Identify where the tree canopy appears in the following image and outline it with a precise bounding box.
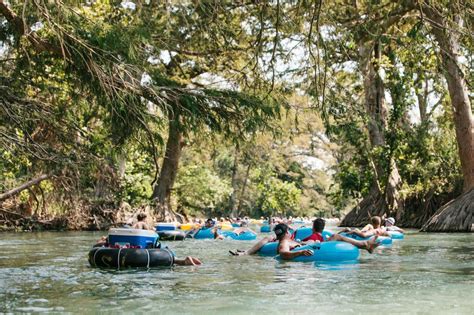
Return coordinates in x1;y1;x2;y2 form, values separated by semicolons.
0;0;472;231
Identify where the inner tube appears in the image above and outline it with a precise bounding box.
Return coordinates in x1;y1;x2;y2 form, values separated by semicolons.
276;242;359;262
157;230;187;241
260;225;271;233
340;233;393;246
292;227;334;241
88;247;174;269
231;223;241;228
193;228;219;239
220;224;234;231
259;241;359;262
221;230;257;241
258;242;279;256
387;231;404;240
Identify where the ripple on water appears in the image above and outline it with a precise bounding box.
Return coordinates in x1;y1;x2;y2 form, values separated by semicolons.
0;230;473;314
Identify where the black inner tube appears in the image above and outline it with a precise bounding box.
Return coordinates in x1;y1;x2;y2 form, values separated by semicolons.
157;230;186;241
88;247;174;269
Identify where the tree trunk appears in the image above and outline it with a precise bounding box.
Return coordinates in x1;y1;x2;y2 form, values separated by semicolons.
421;189;474;232
424;6;474;192
229;146;239;217
340;41;403;227
415;76;429;123
420;4;474;232
0;174;51;202
237;164;251;214
152;111;185;222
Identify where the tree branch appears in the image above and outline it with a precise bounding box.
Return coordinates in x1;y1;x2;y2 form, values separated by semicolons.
0;1;62;55
0;174;52;202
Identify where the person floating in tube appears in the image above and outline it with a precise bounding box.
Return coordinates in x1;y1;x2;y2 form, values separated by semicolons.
384;217;405;233
341;216;391;238
230;219;379;257
188;218;224;239
232;221;255;235
93;238;202;266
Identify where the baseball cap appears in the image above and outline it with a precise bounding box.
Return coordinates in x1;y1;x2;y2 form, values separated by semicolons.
386;217;395;225
273;223;289;238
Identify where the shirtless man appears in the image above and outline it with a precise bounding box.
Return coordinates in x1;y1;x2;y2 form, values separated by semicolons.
273;223;314;260
343;216;390;238
232;221;255;235
132;213;153;230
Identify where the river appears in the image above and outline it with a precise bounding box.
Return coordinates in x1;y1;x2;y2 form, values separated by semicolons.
0;228;473;314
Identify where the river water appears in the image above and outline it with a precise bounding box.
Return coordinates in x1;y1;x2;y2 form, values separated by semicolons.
0;228;473;314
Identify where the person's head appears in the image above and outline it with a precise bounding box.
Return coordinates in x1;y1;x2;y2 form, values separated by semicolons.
205;218;215;228
385;217;395;227
137;213;147;222
312;218;325;233
273;223;290;241
240;221;248;227
370;216;381;228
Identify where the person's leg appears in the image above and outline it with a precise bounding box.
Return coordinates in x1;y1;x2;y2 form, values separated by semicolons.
174;256;202;266
230;236;273;256
346;229;375;238
329;234;379;253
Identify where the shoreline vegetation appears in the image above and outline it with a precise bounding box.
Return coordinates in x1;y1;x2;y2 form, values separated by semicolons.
1;2;473;233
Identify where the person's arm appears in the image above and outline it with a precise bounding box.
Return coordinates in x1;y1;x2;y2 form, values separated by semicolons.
278;240;313;260
361;224;373;232
393;226;405;233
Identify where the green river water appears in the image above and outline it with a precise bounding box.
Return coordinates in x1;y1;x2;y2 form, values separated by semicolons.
0;227;473;314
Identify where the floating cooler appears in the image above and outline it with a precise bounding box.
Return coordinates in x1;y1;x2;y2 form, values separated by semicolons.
155;223;178;231
108;228;158;248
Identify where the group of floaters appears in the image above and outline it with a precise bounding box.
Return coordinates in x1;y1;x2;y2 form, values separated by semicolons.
88;215;405;269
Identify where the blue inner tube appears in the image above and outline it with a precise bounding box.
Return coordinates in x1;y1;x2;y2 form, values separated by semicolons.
231;223;241;228
221;230;257;241
260;225;271;233
258;242;279;256
292;227;334;241
279;242;359;262
88;247;174;269
340;233;392;246
194;228;219;239
387;231;404;240
259;241;359;262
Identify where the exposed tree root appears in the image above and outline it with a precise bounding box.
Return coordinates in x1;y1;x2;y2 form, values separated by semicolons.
421;189;474;232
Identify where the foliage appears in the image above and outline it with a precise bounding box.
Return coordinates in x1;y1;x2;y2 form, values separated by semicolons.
175;165;232;214
0;0;471;225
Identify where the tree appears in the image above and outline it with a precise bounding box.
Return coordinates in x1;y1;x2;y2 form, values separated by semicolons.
420;1;473;232
324;1;415;227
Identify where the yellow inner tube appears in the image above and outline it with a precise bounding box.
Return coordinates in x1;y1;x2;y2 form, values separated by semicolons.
179;223;199;231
